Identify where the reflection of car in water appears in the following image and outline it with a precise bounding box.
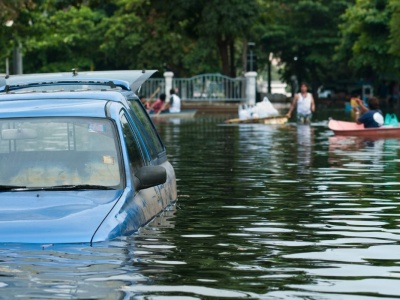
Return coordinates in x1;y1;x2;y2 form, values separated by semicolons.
0;70;177;244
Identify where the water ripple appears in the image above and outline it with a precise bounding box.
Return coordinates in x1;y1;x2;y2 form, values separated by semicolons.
2;116;400;298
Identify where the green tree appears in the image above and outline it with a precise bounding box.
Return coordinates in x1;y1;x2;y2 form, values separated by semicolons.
92;0;259;76
0;0;34;23
257;0;353;89
0;0;35;73
23;4;105;72
337;0;400;81
6;0;393;89
165;0;259;77
97;0;187;73
0;0;108;73
388;0;400;57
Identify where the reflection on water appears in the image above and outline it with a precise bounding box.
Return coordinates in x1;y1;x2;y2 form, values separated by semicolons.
296;124;313;174
2;114;400;299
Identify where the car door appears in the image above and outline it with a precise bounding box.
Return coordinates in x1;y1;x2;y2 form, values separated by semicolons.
127;99;176;206
119;111;167;233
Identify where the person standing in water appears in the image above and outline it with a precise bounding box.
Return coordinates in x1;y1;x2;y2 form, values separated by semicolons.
286;82;315;124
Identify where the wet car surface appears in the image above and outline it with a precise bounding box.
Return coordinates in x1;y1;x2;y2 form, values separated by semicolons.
0;71;177;244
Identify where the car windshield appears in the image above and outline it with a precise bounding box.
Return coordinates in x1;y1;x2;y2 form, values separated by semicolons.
0;117;122;189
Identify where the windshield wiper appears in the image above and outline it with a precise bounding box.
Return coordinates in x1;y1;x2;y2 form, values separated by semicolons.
0;185;27;191
0;184;116;191
41;184;116;190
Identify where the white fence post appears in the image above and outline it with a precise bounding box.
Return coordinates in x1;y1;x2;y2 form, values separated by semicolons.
164;71;174;98
245;71;257;105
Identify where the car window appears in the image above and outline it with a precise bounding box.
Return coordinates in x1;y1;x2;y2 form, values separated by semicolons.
0;117;122;188
128;99;165;157
120;113;146;173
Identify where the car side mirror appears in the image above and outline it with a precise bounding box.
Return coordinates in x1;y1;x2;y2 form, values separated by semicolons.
134;165;167;191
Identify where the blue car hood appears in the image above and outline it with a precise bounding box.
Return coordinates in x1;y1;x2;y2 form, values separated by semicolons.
0;190;122;244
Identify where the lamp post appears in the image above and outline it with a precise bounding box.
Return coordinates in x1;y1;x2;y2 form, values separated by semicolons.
4;20;13;75
267;52;273;94
290;75;298;98
5;19;23;75
247;42;256;72
12;41;23;74
245;42;257;105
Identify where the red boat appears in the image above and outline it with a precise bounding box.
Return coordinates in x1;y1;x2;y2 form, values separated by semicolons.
328;119;400;137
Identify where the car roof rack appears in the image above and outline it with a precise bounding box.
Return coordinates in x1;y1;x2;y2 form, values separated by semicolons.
0;69;157;94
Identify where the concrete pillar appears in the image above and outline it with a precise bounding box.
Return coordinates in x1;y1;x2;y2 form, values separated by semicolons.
164;71;174;98
13;41;23;75
245;71;257;105
6;58;9;75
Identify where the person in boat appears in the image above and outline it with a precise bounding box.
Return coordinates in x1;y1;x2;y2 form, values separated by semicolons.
169;88;181;113
354;96;384;128
139;95;150;110
286;82;315;124
158;88;181;114
149;93;166;114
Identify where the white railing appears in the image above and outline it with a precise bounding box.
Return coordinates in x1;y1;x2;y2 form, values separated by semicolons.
140;73;249;103
137;78;164;101
173;74;246;103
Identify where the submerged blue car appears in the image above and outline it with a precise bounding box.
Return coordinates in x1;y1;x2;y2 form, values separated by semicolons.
0;70;177;244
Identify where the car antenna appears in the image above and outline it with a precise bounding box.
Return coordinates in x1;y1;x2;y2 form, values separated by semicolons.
72;68;78;76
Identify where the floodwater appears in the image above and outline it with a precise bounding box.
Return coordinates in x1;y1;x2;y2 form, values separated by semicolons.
2;108;400;299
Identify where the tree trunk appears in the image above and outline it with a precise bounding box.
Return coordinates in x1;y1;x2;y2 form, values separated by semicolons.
229;39;235;77
218;37;230;77
268;59;271;94
242;39;247;76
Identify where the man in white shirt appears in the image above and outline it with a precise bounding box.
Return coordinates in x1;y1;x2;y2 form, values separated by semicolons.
168;88;181;113
159;88;181;113
286;83;315;124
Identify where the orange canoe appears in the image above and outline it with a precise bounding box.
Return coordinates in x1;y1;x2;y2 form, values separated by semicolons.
328;119;400;137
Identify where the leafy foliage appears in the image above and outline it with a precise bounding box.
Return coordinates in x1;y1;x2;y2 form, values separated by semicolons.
23;5;105;72
0;0;398;90
257;0;353;87
0;0;35;64
337;0;400;80
388;0;400;57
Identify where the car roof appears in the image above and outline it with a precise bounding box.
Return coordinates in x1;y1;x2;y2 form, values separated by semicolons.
0;70;156;118
0;90;128;101
0;70;157;93
0;92;128;118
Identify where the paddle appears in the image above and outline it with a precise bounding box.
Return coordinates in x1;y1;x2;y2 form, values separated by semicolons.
147;86;160;104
